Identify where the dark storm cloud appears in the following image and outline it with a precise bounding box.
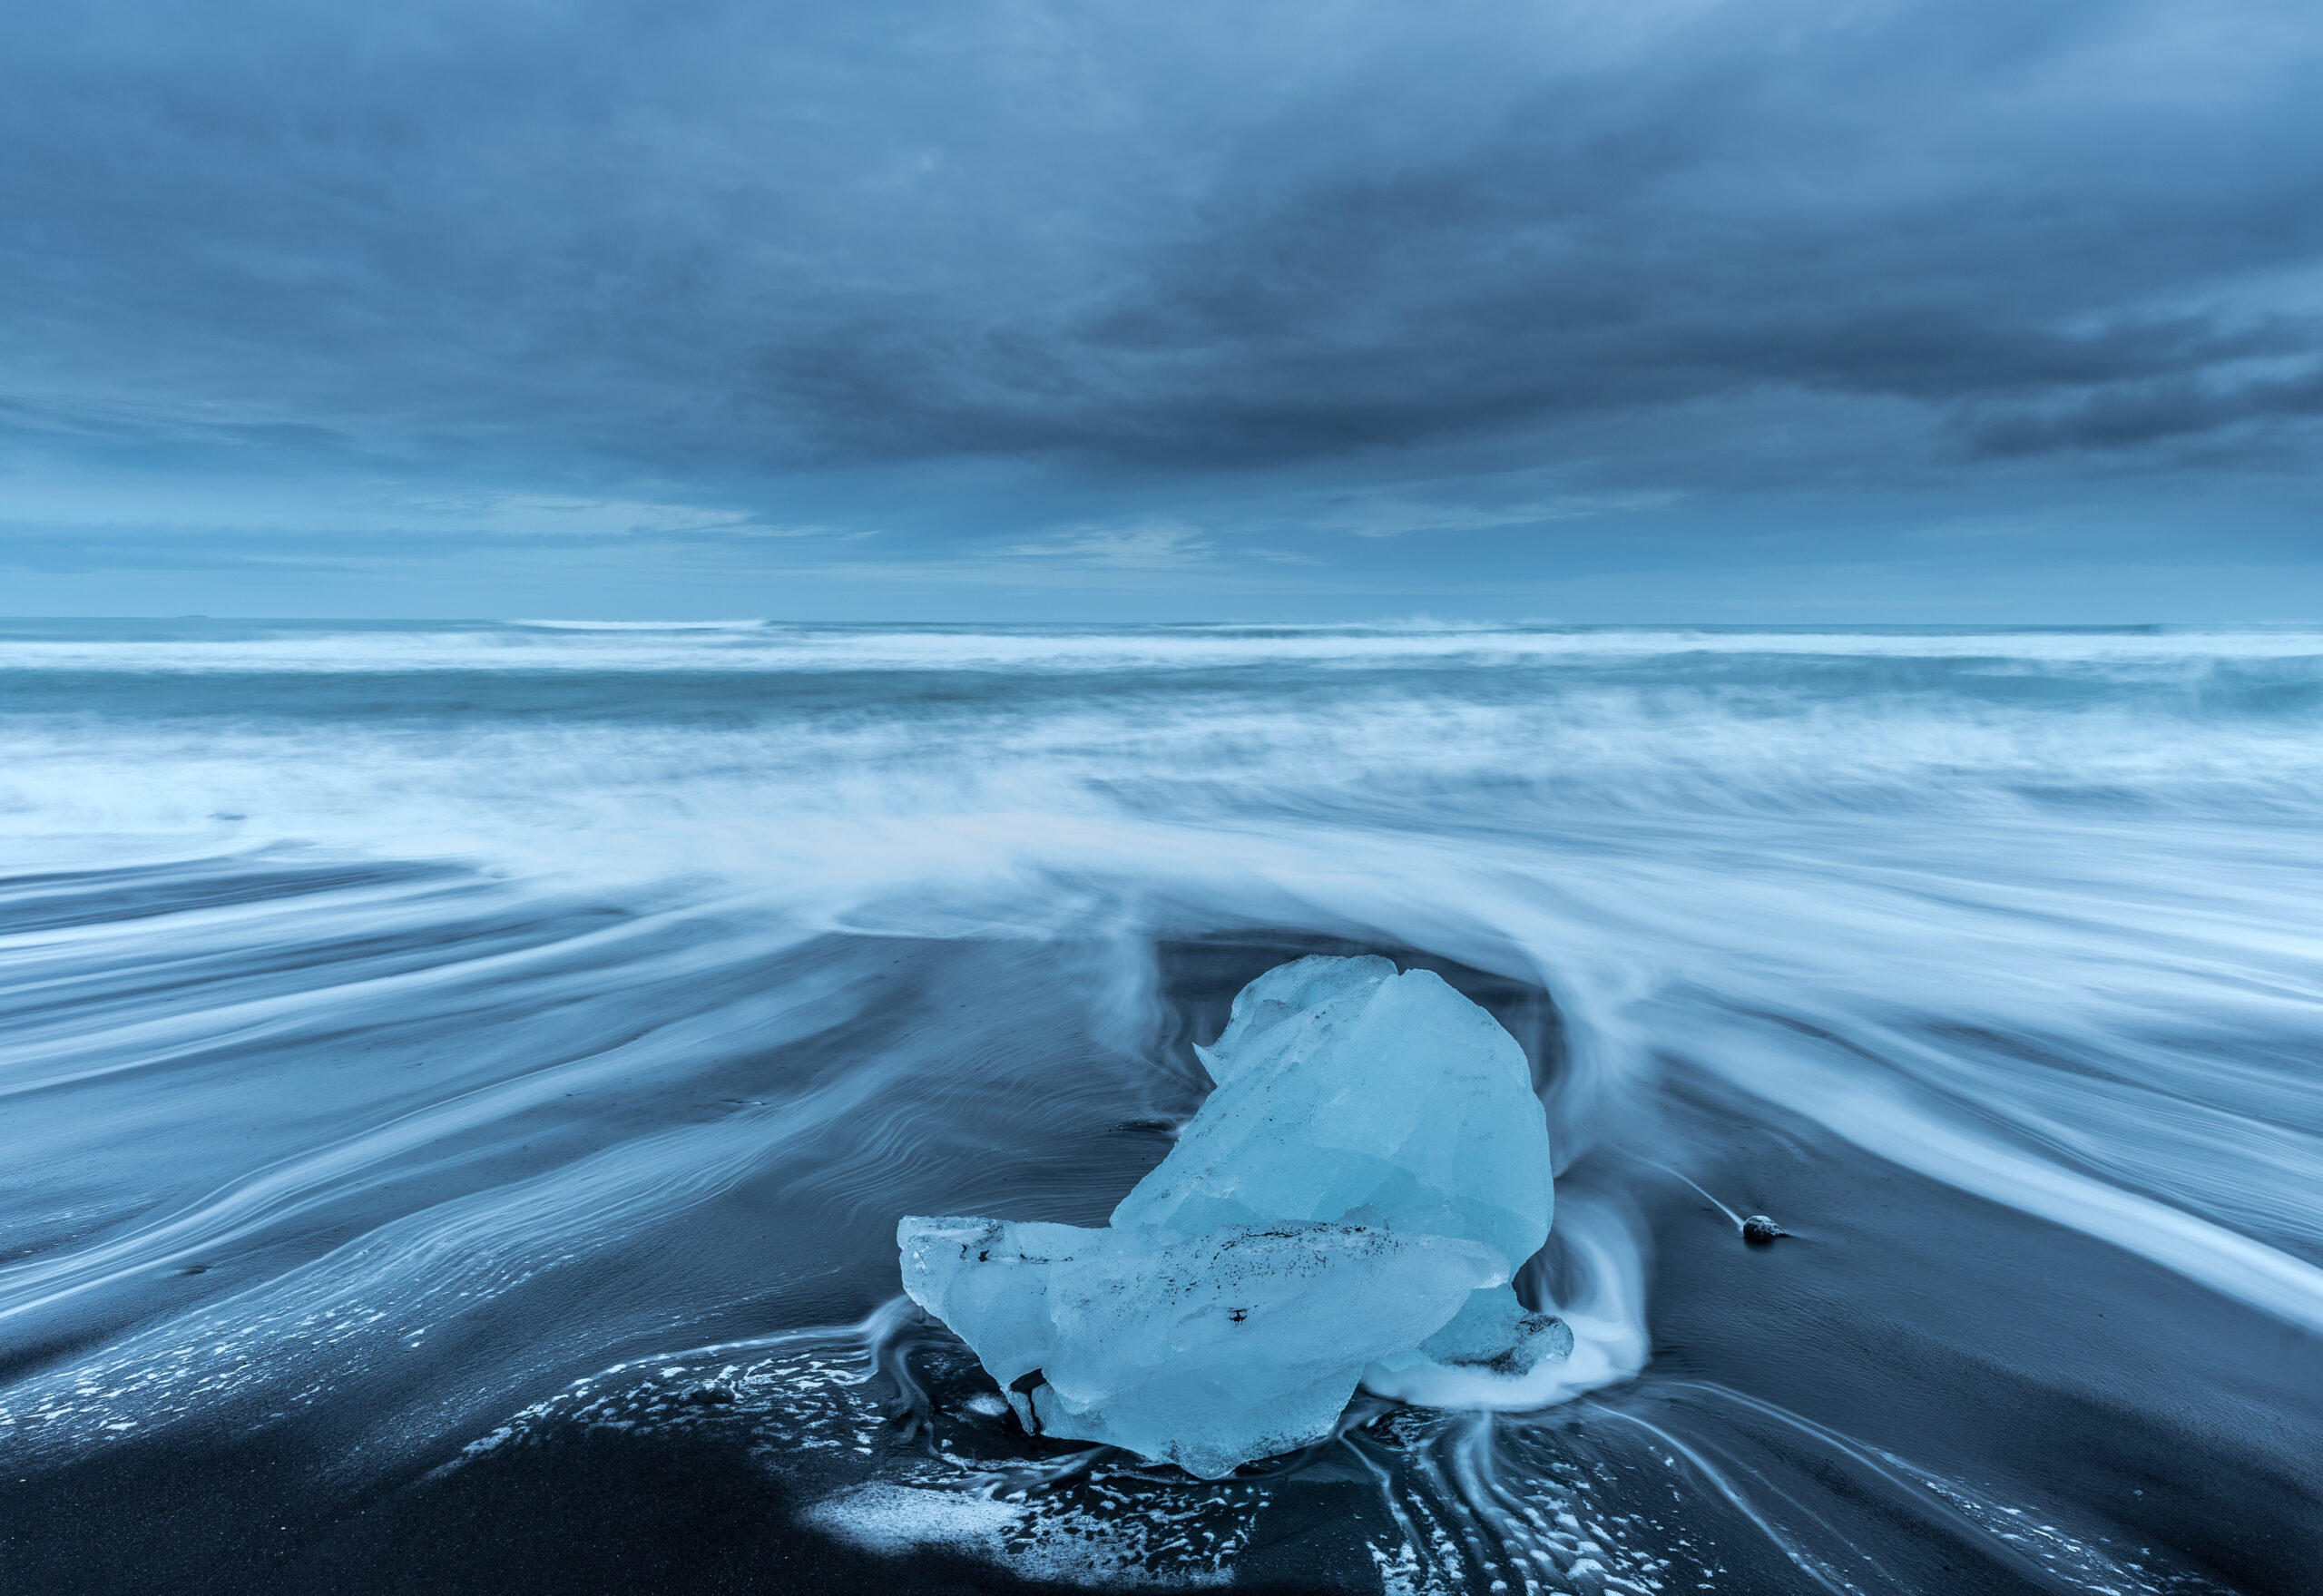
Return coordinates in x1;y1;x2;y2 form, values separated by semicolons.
3;0;2321;531
747;0;2323;473
1965;361;2323;456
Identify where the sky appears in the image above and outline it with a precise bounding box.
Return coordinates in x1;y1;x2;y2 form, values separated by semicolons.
4;0;2321;621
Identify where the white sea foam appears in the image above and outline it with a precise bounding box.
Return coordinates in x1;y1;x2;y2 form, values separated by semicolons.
804;1483;1026;1556
1;620;2320;674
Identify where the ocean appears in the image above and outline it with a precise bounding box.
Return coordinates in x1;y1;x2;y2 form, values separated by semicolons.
1;619;2318;1594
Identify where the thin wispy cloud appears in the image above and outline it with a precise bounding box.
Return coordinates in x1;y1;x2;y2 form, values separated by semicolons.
998;523;1214;569
1314;493;1684;539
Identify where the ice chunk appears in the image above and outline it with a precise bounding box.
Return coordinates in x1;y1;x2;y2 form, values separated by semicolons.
1113;956;1555;1392
1363;1282;1576;1404
897;1215;1505;1478
1112;957;1553;1267
897;955;1564;1474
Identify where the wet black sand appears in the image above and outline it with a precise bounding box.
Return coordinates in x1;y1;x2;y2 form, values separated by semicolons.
5;934;2319;1595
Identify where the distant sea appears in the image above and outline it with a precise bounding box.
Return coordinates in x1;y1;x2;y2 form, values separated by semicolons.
2;620;2318;1594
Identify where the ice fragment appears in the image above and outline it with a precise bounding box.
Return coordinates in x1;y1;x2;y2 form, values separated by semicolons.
897;1215;1503;1477
897;956;1564;1474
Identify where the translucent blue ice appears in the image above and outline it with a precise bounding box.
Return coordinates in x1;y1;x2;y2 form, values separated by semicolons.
897;1216;1505;1478
1113;955;1552;1266
897;955;1565;1474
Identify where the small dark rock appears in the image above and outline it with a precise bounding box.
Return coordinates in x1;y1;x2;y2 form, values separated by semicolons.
1741;1215;1785;1244
682;1386;735;1406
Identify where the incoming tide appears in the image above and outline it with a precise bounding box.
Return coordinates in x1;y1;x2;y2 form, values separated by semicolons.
2;620;2318;1594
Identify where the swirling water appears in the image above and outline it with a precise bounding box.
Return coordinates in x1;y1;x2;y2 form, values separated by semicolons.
0;620;2318;1594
